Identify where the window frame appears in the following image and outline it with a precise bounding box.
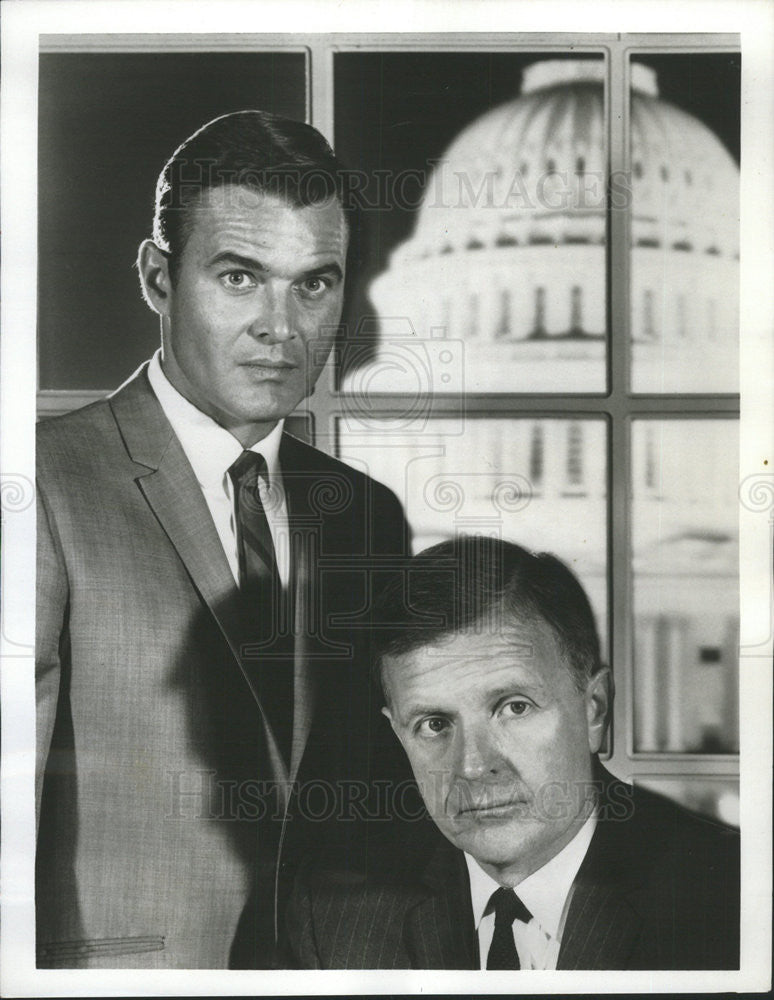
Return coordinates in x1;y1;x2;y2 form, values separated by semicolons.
37;31;741;795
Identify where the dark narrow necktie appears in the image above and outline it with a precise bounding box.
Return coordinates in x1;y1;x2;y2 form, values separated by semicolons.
228;450;293;766
485;887;532;970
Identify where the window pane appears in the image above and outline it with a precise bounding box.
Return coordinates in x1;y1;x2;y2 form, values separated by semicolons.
39;51;307;390
634;775;739;826
629;55;740;393
338;416;608;650
335;52;607;393
631;420;739;753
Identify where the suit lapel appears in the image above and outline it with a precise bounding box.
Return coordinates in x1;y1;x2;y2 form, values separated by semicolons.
281;447;318;784
109;366;238;623
558;767;645;970
558;880;642;970
280;433;354;783
403;836;478;970
108;367;287;777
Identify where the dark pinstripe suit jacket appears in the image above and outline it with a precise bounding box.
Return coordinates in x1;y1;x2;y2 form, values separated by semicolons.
287;766;740;970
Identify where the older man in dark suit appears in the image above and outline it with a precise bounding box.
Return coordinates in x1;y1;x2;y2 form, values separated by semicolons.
288;536;740;970
35;111;410;969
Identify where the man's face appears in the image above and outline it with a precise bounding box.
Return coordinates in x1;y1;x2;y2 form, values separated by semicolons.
150;185;347;445
382;621;610;884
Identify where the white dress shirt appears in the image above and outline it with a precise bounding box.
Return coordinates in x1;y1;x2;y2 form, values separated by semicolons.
465;812;597;970
147;350;290;587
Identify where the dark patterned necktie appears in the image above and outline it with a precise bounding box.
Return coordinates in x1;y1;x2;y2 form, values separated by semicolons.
485;887;532;970
229;451;278;594
228;450;292;765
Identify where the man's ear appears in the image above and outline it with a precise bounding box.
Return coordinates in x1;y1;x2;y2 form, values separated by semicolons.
585;666;613;754
381;705;404;743
137;239;173;316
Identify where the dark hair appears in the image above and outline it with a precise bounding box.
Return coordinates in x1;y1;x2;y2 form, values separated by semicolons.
152;109;357;282
372;535;603;702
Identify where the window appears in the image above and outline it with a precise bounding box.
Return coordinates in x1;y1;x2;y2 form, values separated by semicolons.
37;33;741;820
37;49;308;394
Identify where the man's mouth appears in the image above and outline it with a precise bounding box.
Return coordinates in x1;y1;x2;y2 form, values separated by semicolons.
240;360;297;376
456;796;529;820
242;360;296;368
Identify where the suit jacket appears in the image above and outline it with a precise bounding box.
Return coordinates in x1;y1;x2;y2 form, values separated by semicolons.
35;363;411;968
288;765;740;970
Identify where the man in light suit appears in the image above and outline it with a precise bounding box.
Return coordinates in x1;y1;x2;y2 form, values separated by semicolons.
36;110;411;969
288;536;740;970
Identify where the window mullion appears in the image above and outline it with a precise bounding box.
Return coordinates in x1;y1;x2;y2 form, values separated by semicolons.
607;42;634;771
304;38;339;456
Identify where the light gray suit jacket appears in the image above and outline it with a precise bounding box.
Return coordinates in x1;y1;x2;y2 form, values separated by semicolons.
36;363;409;968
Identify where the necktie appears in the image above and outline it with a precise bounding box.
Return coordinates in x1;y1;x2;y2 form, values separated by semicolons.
229;451;279;600
485;887;532;970
228;450;293;765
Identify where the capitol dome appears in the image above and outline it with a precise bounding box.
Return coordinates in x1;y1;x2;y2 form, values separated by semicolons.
351;59;739;394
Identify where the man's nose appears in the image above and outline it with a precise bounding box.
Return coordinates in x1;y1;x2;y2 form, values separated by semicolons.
252;284;294;342
456;723;503;781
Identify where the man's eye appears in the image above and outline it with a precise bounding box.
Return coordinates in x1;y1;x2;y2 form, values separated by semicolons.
297;276;329;298
501;700;532;719
417;717;449;738
220;271;256;290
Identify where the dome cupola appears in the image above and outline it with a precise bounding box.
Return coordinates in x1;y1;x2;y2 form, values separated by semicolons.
352;59;739;394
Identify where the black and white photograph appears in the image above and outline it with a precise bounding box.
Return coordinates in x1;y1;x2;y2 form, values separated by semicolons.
0;0;771;995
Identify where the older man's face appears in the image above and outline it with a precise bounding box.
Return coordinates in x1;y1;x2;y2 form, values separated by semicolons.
382;621;610;885
153;185;347;447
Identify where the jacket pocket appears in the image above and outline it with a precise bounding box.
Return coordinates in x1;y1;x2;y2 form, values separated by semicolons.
37;935;165;966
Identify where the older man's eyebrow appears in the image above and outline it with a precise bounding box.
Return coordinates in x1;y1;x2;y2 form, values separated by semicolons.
486;681;546;702
405;703;446;719
208;251;267;272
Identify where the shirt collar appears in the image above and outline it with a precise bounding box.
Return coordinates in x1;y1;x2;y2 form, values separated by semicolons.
464;811;597;941
147;349;285;489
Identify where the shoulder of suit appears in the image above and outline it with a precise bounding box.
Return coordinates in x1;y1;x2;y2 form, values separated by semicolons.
37;362;153;451
597;764;737;837
280;432;402;504
628;779;739;844
594;771;739;888
37;396;117;467
298;817;443;892
280;431;368;478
